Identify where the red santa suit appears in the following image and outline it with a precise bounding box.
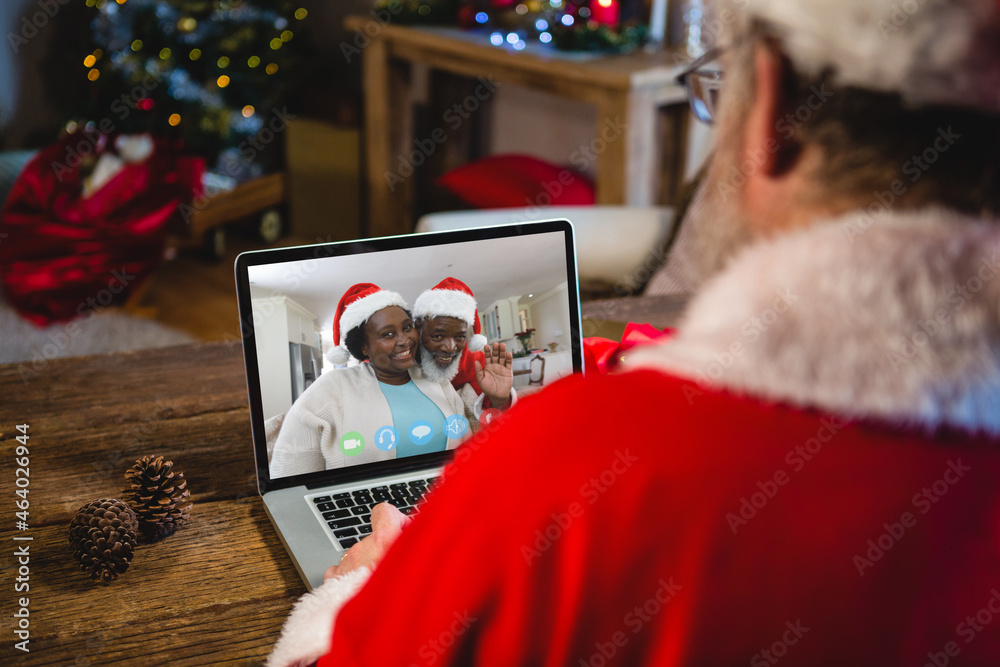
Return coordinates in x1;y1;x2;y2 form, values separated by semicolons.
453;346;484;397
267;209;1000;667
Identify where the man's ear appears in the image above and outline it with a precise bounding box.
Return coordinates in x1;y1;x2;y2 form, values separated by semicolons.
744;42;801;177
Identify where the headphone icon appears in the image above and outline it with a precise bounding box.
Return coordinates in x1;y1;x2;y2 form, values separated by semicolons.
378;428;396;447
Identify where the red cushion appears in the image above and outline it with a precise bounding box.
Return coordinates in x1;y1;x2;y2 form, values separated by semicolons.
435;154;595;208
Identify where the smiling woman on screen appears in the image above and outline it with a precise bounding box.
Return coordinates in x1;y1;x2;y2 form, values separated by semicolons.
269;283;504;477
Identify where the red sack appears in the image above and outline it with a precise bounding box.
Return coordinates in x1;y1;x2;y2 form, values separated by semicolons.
0;132;195;326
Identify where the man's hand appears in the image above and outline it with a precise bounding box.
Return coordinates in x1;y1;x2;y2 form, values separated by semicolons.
475;341;514;408
324;502;411;581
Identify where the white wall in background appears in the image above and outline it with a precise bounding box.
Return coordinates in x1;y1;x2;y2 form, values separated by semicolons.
525;281;570;352
489;85;599;177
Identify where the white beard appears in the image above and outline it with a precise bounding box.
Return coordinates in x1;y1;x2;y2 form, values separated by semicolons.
644;116;754;296
681;160;754;287
656;54;760;293
419;344;462;384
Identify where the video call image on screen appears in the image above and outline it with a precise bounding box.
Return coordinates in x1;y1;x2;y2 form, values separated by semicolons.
248;232;576;480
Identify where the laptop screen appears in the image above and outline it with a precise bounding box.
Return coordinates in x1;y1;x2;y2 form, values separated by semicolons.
235;221;582;492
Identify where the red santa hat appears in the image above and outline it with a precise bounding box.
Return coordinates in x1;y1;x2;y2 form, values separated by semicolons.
722;0;1000;113
326;282;408;365
412;277;488;353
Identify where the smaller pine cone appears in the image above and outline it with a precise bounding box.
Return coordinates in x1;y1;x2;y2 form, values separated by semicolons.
69;499;138;582
122;455;192;542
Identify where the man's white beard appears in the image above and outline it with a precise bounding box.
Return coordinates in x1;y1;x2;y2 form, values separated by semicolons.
680;159;754;287
419;344;462;383
651;79;757;294
642;144;754;296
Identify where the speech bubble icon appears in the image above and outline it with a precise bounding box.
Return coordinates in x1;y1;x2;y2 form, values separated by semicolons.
409;420;434;446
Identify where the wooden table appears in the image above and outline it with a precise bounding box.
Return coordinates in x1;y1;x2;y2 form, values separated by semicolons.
0;342;303;665
346;19;692;237
0;297;684;664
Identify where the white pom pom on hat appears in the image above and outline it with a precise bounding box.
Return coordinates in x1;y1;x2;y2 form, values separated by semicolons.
468;332;489;353
326;344;351;366
327;283;408;364
413;277;488;353
721;0;1000;113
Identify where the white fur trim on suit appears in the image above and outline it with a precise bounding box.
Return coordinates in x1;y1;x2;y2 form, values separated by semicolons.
266;566;372;667
413;288;477;326
338;290;407;346
625;208;1000;435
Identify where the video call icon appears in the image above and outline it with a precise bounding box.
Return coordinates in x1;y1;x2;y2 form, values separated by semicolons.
340;431;364;457
409;420;433;446
375;426;398;452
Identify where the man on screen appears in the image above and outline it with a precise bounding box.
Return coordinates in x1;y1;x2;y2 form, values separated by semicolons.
268;0;1000;664
412;277;515;411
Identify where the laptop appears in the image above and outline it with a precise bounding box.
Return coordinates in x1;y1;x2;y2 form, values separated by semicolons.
234;220;584;589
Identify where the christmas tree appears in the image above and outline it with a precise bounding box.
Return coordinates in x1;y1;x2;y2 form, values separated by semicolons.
67;0;308;177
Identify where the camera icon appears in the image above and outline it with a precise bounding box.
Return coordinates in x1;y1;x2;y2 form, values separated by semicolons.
340;431;365;457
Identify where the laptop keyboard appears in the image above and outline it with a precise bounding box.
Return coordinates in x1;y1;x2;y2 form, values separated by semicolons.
312;477;439;549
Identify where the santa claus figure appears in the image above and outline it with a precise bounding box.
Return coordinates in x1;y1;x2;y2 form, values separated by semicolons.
412;276;515;413
268;1;1000;665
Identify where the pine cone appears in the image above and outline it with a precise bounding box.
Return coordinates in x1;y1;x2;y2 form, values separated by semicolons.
122;455;192;542
68;499;138;582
